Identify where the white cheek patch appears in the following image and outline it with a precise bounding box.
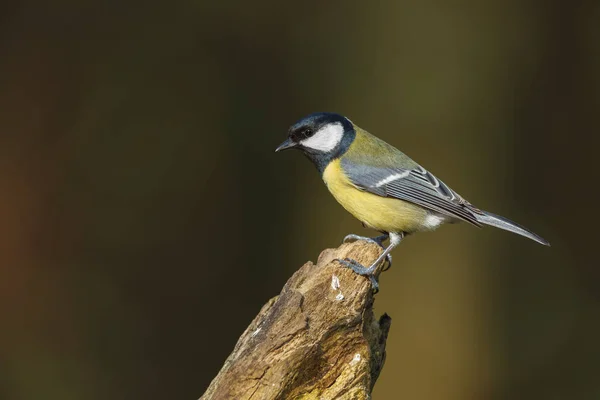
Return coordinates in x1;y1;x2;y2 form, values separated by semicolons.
301;123;344;152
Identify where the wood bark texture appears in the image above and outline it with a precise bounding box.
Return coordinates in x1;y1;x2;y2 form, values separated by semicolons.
200;241;391;400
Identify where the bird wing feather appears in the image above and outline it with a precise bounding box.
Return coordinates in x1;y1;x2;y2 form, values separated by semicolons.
340;160;482;227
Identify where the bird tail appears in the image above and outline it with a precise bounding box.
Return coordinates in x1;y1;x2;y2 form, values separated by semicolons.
475;210;550;246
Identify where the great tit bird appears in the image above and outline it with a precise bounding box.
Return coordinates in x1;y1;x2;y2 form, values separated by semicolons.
276;112;549;291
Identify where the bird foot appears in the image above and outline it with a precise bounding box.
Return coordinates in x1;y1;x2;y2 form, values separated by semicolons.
342;234;392;271
343;233;387;247
334;257;381;293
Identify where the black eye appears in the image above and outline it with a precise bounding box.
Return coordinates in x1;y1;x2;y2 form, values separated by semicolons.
289;126;313;142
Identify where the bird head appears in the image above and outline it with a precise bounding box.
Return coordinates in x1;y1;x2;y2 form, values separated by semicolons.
276;112;355;172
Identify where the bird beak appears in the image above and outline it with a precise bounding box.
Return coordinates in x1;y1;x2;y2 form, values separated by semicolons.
275;138;296;152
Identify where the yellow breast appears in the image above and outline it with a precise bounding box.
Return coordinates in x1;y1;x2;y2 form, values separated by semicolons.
322;159;429;233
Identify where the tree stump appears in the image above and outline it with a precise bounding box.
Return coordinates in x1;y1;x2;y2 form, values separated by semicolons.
200;241;391;400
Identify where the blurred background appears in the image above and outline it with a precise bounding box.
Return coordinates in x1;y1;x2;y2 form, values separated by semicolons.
0;1;598;399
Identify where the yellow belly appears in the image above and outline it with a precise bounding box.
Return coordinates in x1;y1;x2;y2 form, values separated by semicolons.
322;159;429;233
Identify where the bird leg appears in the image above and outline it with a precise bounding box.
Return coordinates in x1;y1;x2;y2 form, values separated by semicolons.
342;233;392;270
335;232;403;293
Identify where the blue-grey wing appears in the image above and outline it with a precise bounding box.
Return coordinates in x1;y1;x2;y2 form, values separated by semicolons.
340;160;482;226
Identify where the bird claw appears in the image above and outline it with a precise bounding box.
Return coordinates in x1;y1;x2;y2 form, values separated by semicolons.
342;234;392;271
334;257;380;294
343;234;388;247
382;253;392;271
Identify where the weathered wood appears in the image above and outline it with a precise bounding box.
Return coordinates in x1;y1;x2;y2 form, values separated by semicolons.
200;241;391;400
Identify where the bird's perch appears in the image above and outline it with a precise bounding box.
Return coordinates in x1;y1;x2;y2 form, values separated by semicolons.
200;241;391;400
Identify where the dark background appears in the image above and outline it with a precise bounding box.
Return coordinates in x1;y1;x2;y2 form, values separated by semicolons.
1;1;598;399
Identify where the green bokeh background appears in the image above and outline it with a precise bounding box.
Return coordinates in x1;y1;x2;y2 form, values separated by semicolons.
1;1;598;399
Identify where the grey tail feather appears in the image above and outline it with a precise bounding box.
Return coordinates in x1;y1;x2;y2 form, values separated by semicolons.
475;210;550;246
